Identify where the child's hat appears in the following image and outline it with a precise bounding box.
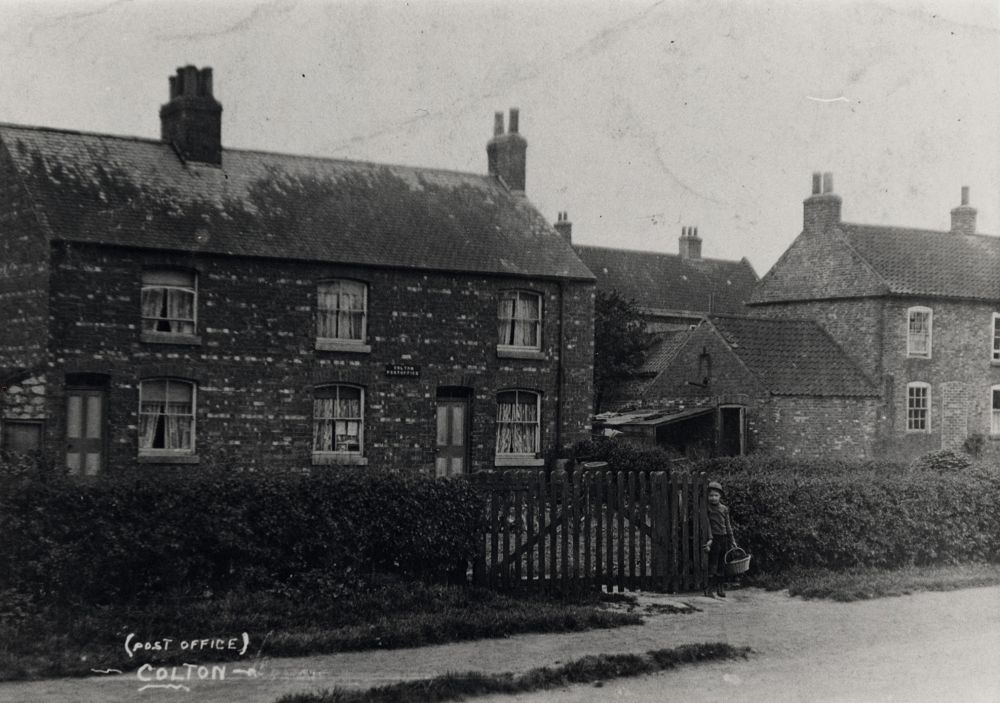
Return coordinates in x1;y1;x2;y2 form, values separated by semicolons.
707;481;724;495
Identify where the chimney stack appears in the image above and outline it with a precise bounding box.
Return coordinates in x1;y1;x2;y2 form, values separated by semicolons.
487;108;527;193
679;225;702;260
803;171;841;235
554;211;572;243
950;186;977;235
160;65;223;166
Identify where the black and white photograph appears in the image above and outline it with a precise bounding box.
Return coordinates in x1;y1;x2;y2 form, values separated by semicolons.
0;0;997;701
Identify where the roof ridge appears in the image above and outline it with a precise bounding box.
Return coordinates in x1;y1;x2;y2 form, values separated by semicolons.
842;220;998;240
0;121;495;182
573;243;752;267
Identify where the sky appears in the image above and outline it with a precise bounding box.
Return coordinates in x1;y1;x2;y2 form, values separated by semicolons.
0;0;997;276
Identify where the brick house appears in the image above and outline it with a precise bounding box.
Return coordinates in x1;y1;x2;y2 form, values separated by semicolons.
749;173;1000;461
598;314;880;459
0;65;596;475
566;223;758;410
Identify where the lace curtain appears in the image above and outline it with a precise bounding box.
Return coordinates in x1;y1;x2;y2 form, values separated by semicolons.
318;282;365;340
496;392;539;454
498;292;539;347
141;287;195;334
139;380;193;450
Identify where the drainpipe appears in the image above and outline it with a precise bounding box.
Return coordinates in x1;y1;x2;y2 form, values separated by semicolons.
555;281;565;455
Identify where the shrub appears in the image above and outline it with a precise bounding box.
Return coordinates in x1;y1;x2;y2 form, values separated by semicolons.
0;468;484;606
910;449;974;473
571;438;683;474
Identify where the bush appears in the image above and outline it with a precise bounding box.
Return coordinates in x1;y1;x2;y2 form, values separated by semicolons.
571;438;683;474
910;449;974;473
0;468;484;606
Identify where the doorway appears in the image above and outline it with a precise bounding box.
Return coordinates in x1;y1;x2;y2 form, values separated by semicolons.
718;405;746;457
65;385;106;475
436;387;471;477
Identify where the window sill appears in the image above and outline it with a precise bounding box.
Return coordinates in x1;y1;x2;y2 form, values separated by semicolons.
496;347;546;361
312;453;368;466
138;453;200;464
905;354;931;360
142;332;202;346
494;455;545;467
316;339;372;353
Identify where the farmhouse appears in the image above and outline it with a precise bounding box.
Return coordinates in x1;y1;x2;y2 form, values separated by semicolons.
0;66;596;475
749;173;1000;461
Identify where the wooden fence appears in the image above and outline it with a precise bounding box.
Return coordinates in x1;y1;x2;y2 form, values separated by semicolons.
471;469;709;593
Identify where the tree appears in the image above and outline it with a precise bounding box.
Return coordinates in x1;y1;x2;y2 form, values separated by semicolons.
593;289;649;413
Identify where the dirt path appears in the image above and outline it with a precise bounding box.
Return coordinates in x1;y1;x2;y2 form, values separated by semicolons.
1;586;998;702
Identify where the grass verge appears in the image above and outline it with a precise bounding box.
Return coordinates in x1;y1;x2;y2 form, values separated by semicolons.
0;582;641;681
749;562;1000;601
275;642;749;703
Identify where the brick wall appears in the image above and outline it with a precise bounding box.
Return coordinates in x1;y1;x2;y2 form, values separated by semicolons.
42;241;594;473
755;395;879;459
0;144;49;372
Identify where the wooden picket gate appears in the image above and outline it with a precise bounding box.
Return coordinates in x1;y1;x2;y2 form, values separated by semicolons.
471;469;709;593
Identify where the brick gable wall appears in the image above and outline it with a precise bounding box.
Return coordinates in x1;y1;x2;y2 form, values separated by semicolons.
38;241;593;473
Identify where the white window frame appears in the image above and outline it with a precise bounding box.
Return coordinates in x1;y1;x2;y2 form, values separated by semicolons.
312;384;367;465
141;269;198;340
991;313;1000;363
906;306;932;358
495;389;544;466
991;385;1000;437
138;378;197;457
316;279;370;352
906;382;931;433
497;290;543;353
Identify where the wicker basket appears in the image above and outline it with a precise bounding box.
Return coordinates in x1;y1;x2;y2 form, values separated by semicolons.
724;547;752;575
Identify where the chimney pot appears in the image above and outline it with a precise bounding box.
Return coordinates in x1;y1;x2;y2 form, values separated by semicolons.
554;210;572;243
812;172;822;195
679;225;702;259
951;186;977;235
160;65;223;166
822;172;834;194
486;108;527;192
803;171;842;234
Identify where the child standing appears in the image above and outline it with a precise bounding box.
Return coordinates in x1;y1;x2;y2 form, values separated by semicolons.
702;480;736;598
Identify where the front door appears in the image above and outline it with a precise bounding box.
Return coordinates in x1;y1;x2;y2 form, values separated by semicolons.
436;398;469;477
66;388;105;475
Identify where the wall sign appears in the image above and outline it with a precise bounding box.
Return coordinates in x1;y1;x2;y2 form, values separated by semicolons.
385;364;420;378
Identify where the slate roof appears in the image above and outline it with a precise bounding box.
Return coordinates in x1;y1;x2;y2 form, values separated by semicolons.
573;245;758;314
839;224;1000;301
708;315;879;397
0;124;594;281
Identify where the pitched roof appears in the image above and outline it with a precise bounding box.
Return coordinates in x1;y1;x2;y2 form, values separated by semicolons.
0;124;594;281
839;223;1000;301
708;315;878;397
573;245;757;314
639;329;692;375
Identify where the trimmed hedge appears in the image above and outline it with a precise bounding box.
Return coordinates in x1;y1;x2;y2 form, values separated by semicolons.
577;440;1000;574
0;468;484;605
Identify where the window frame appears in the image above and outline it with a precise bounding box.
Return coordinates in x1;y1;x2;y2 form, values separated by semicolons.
311;384;368;465
494;388;544;466
906;382;931;433
906;306;932;359
497;289;543;356
140;269;200;344
1;419;44;454
991;313;1000;364
991;385;1000;437
316;279;371;353
137;378;198;461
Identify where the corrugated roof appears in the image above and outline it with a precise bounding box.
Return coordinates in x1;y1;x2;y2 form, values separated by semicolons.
0;124;594;280
573;245;757;314
840;223;1000;301
709;315;879;397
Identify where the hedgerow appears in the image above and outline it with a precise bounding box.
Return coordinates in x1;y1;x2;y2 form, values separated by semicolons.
576;439;1000;573
0;467;484;606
